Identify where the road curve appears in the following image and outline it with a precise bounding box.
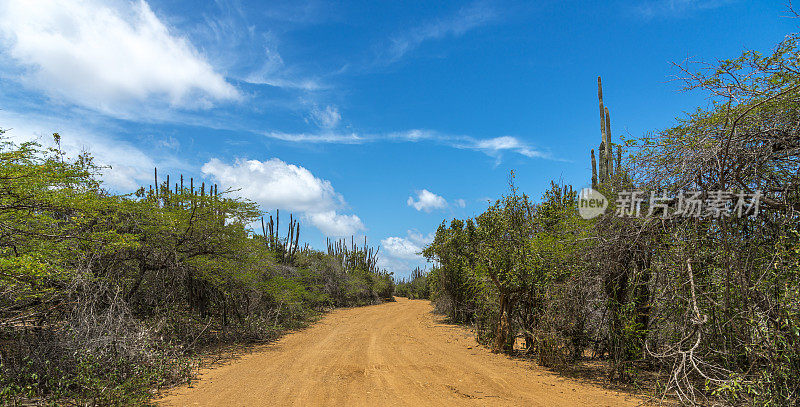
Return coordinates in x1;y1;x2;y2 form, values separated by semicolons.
158;298;642;406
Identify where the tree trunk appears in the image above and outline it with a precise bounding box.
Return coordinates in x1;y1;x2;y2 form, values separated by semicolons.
493;292;514;353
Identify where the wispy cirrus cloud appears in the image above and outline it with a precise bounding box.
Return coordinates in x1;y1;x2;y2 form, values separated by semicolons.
470;136;545;159
633;0;735;18
307;105;342;129
242;44;325;91
382;1;498;63
264;131;366;144
261;128;552;161
191;0;326;91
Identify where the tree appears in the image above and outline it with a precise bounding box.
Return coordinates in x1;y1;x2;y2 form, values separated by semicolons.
471;173;536;352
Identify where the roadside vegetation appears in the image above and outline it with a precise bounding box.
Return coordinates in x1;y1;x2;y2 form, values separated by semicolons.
394;267;430;300
0;137;393;405
415;33;800;406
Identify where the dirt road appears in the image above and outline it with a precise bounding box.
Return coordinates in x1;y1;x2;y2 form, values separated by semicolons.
158;298;642;406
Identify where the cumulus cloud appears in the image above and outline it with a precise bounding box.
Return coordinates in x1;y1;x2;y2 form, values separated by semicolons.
379;230;434;277
381;236;422;260
308;211;364;237
201;158;342;213
0;0;240;115
201;157;364;236
382;230;435;259
407;189;447;212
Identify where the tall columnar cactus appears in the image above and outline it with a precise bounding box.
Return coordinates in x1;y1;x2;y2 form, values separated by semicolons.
592;76;619;189
598;77;606;148
604;106;612;181
598;77;608;183
598;140;607;184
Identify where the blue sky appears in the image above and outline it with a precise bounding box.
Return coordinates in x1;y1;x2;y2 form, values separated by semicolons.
0;0;794;277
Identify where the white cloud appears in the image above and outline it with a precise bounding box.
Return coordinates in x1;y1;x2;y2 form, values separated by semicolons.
308;105;341;129
201;157;364;236
157;135;180;150
308;211;364;237
382;236;422;260
454;198;467;208
243;52;323;91
388;129;433;142
0;0;240;115
379;229;434;277
407;189;447;212
201;158;343;213
471;136;546;158
265;131;365;144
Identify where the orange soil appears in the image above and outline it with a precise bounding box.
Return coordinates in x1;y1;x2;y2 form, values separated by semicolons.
157;297;644;406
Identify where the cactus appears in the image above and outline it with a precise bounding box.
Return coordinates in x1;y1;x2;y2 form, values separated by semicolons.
261;209;301;263
593;76;621;189
326;236;381;275
599;141;607;184
598;77;607;161
145;169;230;225
604;106;612;181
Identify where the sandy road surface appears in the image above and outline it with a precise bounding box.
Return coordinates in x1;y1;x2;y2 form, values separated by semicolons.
158;298;643;406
